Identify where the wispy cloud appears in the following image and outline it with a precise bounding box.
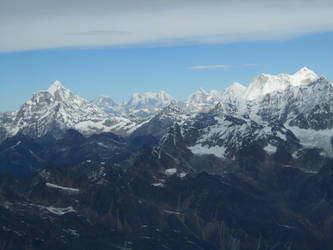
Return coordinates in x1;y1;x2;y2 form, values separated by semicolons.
1;0;333;52
188;65;231;70
66;30;130;36
241;64;260;67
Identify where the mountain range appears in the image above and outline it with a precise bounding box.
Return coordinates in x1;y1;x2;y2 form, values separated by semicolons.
1;67;332;165
1;67;333;249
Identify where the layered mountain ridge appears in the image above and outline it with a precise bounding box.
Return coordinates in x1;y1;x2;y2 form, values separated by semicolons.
1;68;332;164
1;67;333;250
155;70;333;173
1;68;332;156
91;67;318;114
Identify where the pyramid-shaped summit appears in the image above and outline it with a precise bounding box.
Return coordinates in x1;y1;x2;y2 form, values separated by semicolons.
0;81;136;142
292;67;318;85
47;80;65;95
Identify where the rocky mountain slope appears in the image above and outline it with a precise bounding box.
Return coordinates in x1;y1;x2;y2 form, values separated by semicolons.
1;68;332;172
0;81;137;143
153;68;333;173
1;151;333;250
1;67;333;249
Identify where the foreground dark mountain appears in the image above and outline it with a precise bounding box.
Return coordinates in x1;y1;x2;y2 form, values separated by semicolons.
0;123;332;249
0;129;157;178
1;67;333;249
1;155;333;250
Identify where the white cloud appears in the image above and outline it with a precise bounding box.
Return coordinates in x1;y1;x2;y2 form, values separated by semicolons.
241;64;260;67
188;65;231;70
1;0;333;52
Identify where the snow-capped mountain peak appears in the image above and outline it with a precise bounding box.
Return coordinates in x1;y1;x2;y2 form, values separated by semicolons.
128;91;174;107
186;85;247;112
228;82;246;91
93;95;117;107
292;66;318;85
47;80;65;95
124;91;175;117
92;91;176;118
244;67;319;100
156;90;174;103
0;81;138;142
186;88;221;105
45;80;76;103
221;82;246;99
91;95;120;115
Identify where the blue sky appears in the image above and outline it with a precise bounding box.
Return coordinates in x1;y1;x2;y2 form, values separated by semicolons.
1;0;333;111
1;32;333;111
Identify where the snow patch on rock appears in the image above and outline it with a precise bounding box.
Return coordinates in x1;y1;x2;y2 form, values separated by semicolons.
46;206;76;215
165;168;177;176
46;182;80;193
